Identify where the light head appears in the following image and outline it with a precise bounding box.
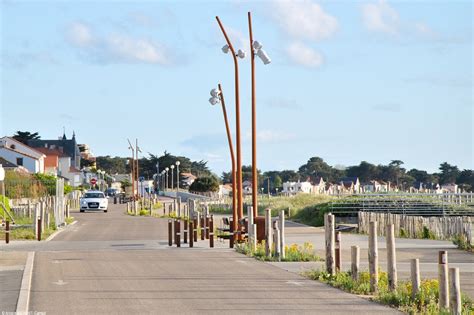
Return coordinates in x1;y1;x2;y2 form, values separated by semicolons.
176;161;180;166
237;49;246;59
252;40;263;50
256;48;271;65
222;44;230;54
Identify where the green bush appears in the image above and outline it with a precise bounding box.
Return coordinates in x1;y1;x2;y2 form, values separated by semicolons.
399;228;408;238
452;234;473;252
422;226;436;240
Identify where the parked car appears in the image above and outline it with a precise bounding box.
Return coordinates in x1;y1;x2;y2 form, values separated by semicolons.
106;188;119;197
80;191;108;212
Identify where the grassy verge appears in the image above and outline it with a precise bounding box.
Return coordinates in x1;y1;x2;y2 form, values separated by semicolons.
304;269;474;314
452;234;473;253
0;215;76;241
236;241;323;262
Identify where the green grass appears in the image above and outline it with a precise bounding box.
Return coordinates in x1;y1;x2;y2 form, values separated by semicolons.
304;269;474;314
452;234;473;253
0;214;76;241
235;241;324;262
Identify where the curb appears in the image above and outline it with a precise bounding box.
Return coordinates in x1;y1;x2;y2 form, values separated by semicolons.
45;220;77;242
16;251;35;313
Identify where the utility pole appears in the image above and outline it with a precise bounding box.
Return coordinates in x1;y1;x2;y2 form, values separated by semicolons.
136;139;141;198
127;139;135;199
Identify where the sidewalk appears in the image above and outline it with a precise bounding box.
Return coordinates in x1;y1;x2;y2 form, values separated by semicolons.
0;251;28;312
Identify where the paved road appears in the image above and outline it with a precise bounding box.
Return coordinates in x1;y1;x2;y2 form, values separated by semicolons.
1;202;399;314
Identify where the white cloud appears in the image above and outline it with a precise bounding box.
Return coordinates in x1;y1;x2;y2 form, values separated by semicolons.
247;130;296;143
66;22;94;47
361;0;399;35
65;22;171;65
286;42;324;68
227;27;249;51
414;22;437;39
106;35;170;64
272;0;338;41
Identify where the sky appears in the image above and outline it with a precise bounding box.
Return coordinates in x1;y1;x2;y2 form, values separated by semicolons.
1;0;472;175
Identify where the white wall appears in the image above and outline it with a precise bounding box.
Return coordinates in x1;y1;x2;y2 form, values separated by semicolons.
0;147;41;173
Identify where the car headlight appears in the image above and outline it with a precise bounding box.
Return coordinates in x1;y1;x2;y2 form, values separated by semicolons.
81;200;87;205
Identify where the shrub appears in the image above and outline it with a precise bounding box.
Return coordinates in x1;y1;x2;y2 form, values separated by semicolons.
452;234;473;252
235;241;323;262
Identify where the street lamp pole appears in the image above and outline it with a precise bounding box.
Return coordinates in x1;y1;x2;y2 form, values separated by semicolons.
127;139;135;197
176;161;180;195
135;139;141;199
216;16;244;227
210;84;237;236
165;167;169;191
170;165;175;192
248;11;258;220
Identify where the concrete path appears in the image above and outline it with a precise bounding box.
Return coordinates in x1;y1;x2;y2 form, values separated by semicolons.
1;203;399;314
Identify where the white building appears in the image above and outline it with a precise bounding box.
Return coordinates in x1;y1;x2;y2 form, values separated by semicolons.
283;181;313;194
0;137;45;173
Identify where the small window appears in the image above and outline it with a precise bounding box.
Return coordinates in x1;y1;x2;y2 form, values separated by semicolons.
16;157;23;166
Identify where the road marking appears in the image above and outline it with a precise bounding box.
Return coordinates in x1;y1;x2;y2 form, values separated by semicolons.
52;260;63;264
16;251;35;313
286;280;304;286
53;280;68;285
235;260;248;264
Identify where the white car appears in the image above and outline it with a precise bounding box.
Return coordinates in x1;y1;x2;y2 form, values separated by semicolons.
80;191;108;212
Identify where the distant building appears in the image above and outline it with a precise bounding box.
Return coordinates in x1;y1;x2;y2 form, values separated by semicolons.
312;177;326;194
363;180;389;193
340;177;361;194
441;183;458;193
28;132;81;170
180;172;196;188
0;137;46;173
283;181;313;194
34;146;81;187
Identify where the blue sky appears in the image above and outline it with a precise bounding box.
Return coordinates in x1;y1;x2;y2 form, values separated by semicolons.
1;0;472;175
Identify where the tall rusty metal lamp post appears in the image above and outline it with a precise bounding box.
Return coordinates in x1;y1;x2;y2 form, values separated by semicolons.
216;16;246;234
209;84;238;242
248;12;271;220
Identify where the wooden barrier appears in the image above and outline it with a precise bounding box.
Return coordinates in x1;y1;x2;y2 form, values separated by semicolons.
369;221;378;293
325;213;335;275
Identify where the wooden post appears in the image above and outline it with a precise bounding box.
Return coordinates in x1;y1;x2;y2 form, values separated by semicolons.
189;221;194;248
335;231;341;271
369;221;379;293
205;215;210;239
439;251;449;309
176;220;181;248
279;209;285;260
274;223;281;261
34;204;38;239
183;219;188;244
449;267;461;315
386;224;397;291
168;220;172;246
200;216;205;241
265;208;273;257
5;220;9;244
248;206;254;246
325;213;335;275
193;216;198;242
28;200;31;218
411;259;420;299
37;217;42;241
209;215;214;248
251;223;257;250
45;212;50;231
351;245;360;281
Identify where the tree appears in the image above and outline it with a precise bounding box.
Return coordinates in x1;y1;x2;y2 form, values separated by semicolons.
346;161;378;183
189;176;219;192
438;162;459;184
12;131;40;144
456;169;474;192
96;156;128;174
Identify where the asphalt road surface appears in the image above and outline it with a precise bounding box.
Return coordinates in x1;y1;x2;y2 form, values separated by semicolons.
12;202;399;314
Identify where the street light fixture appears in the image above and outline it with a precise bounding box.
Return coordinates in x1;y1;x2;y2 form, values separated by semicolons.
248;11;271;220
208;84;237;236
165;167;169;191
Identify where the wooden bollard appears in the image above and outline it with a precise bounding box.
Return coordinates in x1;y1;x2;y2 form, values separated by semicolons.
205;215;210;239
411;258;420;299
189;221;194;248
368;221;379;293
200;216;205;240
265;208;273;257
37;217;42;241
193;217;198;242
173;220;178;245
351;245;360;281
273;223;281;261
183;219;188;244
438;251;449;309
335;231;341;271
168;220;173;246
5;220;10;244
176;220;181;248
449;267;461;315
279;210;285;260
209;215;214;248
386;224;397;291
230;232;234;248
325;213;335;275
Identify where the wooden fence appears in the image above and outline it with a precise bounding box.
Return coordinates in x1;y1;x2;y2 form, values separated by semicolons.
358;212;473;243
